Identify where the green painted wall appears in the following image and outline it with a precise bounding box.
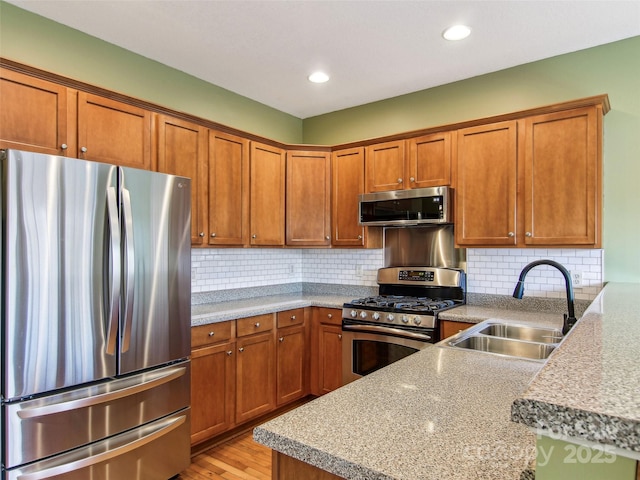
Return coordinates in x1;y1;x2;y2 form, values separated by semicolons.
0;1;303;144
304;37;640;283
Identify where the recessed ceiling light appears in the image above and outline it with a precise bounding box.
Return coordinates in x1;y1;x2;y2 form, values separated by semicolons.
442;25;471;41
308;71;330;83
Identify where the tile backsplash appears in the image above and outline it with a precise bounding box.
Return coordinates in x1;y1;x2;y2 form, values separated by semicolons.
192;247;603;301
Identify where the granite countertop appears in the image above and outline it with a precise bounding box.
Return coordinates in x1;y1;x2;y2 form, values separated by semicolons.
511;282;640;457
254;342;543;480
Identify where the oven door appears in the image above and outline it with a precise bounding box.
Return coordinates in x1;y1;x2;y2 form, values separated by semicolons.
341;323;433;385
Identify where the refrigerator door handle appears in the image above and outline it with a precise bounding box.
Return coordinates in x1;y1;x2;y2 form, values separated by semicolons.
17;366;187;419
105;185;121;356
121;187;135;353
14;414;187;480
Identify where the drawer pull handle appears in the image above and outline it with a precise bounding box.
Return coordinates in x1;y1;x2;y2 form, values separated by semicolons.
255;322;260;328
208;331;214;337
291;315;296;320
327;314;333;319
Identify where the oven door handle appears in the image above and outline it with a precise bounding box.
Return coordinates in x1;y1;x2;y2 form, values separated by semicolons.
342;324;432;341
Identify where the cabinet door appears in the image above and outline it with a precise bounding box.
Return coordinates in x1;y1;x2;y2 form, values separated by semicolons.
332;147;366;247
318;325;343;395
286;150;331;246
250;142;285;246
524;107;600;246
209;130;250;246
408;132;452;188
276;325;306;406
236;331;276;424
365;140;406;192
77;92;152;169
157;115;208;245
456;121;518;246
190;341;235;445
440;320;475;340
0;68;75;156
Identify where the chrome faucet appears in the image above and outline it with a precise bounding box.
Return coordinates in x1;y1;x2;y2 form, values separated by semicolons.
512;260;577;335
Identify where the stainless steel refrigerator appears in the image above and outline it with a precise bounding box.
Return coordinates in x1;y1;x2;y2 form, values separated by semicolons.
1;149;192;480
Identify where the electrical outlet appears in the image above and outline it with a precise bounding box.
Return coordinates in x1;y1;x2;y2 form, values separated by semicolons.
288;264;295;274
570;270;583;287
355;265;364;277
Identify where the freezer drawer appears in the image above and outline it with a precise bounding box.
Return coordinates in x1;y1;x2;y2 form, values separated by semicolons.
4;408;190;480
3;362;190;469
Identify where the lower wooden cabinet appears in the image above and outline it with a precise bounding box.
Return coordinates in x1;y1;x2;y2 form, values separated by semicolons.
440;320;475;340
190;309;308;447
190;322;235;445
311;308;343;396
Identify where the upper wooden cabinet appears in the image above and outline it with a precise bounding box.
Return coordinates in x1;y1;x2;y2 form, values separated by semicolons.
286;150;331;246
523;107;601;246
455;120;518;246
331;147;382;248
365;140;406;192
407;132;452;188
250;142;286;246
77;92;153;169
365;135;452;193
156;115;208;245
456;105;604;248
209;131;250;246
0;68;74;156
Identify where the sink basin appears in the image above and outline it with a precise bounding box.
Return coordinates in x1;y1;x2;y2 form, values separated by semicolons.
477;322;562;344
450;335;557;361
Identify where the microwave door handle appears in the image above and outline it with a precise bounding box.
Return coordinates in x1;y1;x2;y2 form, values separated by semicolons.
342;324;432;341
121;187;135;353
105;186;121;356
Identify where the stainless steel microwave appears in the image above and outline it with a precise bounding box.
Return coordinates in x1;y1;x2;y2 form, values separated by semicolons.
359;186;452;226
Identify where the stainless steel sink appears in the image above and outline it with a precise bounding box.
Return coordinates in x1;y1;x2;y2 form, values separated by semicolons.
440;319;564;362
476;322;562;344
449;335;557;361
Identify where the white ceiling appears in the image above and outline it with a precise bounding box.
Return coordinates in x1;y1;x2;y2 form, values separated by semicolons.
7;0;640;119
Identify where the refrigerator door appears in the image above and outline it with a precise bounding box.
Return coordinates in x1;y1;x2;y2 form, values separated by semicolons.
5;408;190;480
2;150;120;400
3;361;190;469
118;167;191;375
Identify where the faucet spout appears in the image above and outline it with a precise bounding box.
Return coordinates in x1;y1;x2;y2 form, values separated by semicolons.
512;260;577;335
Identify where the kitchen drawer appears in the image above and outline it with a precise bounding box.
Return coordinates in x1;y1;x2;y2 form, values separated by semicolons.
191;321;233;348
314;307;342;326
237;313;274;337
277;308;305;328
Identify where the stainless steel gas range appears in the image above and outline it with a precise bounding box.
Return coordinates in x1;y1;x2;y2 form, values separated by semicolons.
342;266;465;384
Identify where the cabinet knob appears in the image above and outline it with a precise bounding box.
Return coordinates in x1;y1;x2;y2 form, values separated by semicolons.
525;232;532;237
357;235;362;240
279;337;284;342
254;322;260;328
325;235;330;240
327;314;332;319
210;233;216;238
252;234;257;239
338;334;342;340
410;177;415;182
60;143;68;150
508;232;515;237
80;147;87;153
208;331;215;337
291;315;296;320
239;347;244;353
199;232;205;237
397;178;403;184
226;350;233;356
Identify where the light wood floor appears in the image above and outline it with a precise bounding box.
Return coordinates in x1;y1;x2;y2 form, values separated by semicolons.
177;432;271;480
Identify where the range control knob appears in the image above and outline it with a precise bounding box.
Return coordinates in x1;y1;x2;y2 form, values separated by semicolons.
387;314;395;322
350;310;357;318
401;315;409;324
360;311;368;319
372;312;380;321
413;316;422;326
